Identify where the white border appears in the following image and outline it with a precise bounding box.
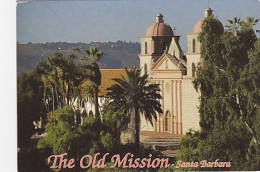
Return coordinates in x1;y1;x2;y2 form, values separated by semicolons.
0;0;17;171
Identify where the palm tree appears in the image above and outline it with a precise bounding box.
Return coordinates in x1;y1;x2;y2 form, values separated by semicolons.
82;46;104;116
226;17;259;37
241;17;259;30
226;17;242;37
35;51;86;124
106;67;162;150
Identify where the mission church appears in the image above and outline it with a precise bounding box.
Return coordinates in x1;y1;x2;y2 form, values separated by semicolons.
75;8;224;136
138;8;224;135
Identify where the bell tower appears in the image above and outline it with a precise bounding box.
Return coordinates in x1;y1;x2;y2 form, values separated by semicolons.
139;13;174;75
186;8;223;78
186;8;214;77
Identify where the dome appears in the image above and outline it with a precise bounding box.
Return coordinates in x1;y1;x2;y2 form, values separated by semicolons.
192;8;224;34
146;13;174;36
193;18;224;33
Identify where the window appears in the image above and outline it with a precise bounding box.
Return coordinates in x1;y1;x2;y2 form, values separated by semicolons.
89;110;94;118
192;39;196;53
144;63;147;73
165;111;172;132
192;63;196;77
145;42;148;54
165;59;168;69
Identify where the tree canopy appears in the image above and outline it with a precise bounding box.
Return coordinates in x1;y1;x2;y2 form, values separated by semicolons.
107;67;162;150
177;16;260;170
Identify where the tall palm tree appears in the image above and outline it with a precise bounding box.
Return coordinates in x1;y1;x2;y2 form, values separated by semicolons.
106;67;162;150
82;46;104;116
241;17;259;30
35;51;85;123
226;17;242;37
226;17;259;37
45;52;83;106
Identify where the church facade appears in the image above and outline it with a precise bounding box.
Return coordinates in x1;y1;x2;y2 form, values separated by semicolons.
72;8;223;136
139;8;223;135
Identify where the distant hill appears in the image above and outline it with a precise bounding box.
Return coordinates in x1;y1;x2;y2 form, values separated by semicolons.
17;41;140;75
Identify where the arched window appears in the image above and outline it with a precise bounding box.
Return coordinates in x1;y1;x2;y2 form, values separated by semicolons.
192;63;196;77
192;39;196;53
145;42;148;54
82;110;87;118
89;110;94;118
165;111;172;132
144;63;147;73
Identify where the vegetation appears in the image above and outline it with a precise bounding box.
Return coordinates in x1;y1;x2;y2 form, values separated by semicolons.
33;50;86;124
17;14;260;171
37;103;161;171
37;105;125;169
177;16;260;170
81;46;104;116
17;73;48;171
107;68;162;151
18;73;45;148
18;45;162;171
18;46;103;171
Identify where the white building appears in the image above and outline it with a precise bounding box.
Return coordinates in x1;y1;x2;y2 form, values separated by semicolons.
139;8;223;135
73;8;223;136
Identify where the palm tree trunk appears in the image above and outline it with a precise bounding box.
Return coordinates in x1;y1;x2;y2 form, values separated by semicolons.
66;81;70;106
131;108;136;144
134;108;140;151
234;29;238;37
52;85;55;124
55;86;59;108
43;86;47;109
236;94;258;145
130;107;140;151
93;88;99;116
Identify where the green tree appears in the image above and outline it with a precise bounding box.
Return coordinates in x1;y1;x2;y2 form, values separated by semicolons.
81;46;104;116
240;40;260;170
17;73;45;148
226;17;242;37
178;16;259;170
106;67;162;150
38;105;129;171
240;17;259;32
101;103;129;145
175;129;201;171
194;16;226;136
34;51;86;121
17;73;48;172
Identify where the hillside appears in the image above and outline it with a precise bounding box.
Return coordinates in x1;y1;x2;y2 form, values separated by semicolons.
17;41;140;75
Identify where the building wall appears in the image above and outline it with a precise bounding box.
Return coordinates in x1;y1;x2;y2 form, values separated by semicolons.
157;59;180;70
186;54;201;77
139;77;200;135
186;33;201;78
139;37;153;75
181;78;200;133
140;37;153;55
131;25;202;135
168;37;182;60
187;33;200;54
139;55;153;75
140;115;155;131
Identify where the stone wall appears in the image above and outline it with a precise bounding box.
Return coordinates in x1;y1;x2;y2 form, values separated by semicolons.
181;78;200;134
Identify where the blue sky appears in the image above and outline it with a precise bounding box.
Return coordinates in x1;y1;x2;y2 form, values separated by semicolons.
17;0;260;50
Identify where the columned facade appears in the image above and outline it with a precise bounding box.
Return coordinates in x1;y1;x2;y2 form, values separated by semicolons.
148;79;184;135
139;9;223;135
